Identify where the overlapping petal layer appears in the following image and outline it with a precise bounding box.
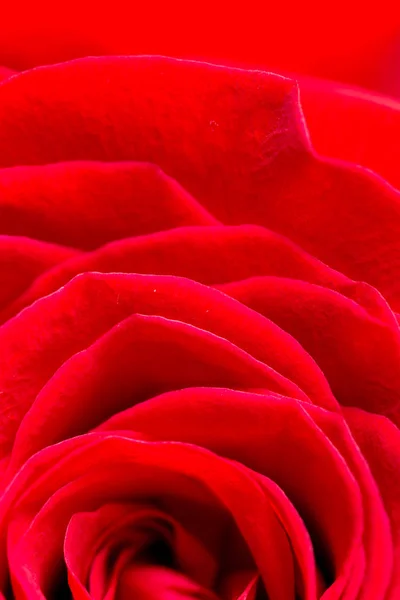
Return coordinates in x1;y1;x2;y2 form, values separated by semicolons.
0;57;398;599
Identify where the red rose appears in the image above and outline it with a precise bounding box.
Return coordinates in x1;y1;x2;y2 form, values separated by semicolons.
0;8;399;600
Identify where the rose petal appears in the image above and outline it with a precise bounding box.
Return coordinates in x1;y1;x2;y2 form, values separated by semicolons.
0;224;375;324
300;78;400;191
100;386;391;598
0;67;15;82
4;437;297;600
306;405;393;599
7;310;308;473
0;161;218;250
0;57;398;305
111;565;220;600
344;407;400;598
221;277;400;423
65;504;222;598
0;272;335;464
0;235;78;311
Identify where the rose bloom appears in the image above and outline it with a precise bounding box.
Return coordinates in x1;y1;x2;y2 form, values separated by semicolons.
0;3;399;600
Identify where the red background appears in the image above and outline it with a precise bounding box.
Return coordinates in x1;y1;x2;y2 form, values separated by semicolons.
1;1;400;97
